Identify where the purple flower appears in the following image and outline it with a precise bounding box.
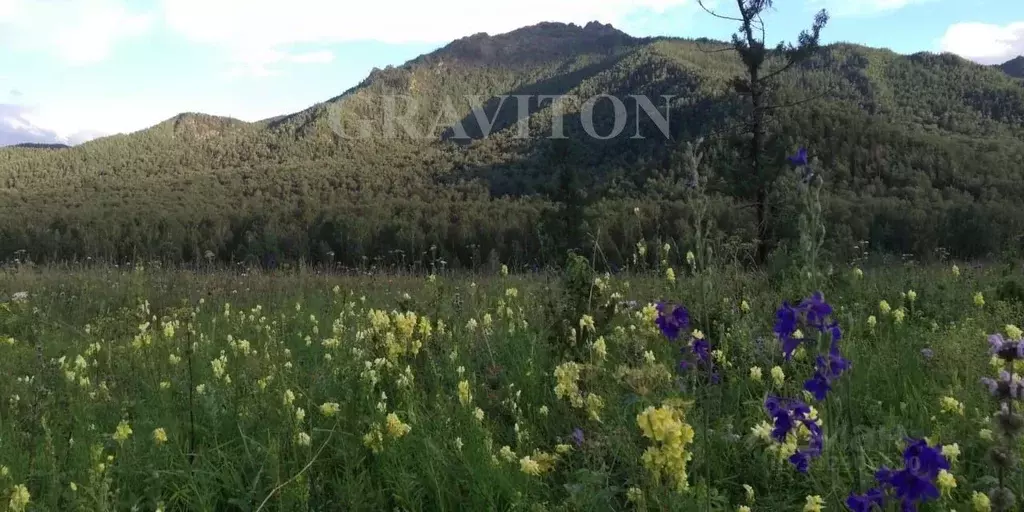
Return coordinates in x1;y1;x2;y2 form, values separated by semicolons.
804;371;831;401
845;488;885;512
764;396;823;472
787;147;809;167
655;302;689;341
572;427;585;447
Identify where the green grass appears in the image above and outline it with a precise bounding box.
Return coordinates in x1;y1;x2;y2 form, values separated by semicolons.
0;261;1021;511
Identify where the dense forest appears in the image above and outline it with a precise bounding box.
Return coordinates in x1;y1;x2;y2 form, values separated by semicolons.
2;22;1024;269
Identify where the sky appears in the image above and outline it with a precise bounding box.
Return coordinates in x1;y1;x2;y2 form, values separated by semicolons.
0;0;1022;146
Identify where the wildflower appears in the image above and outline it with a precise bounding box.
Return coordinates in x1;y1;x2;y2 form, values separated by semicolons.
738;507;751;512
686;251;696;267
740;300;750;313
879;300;891;314
893;308;906;324
539;405;549;416
743;484;755;503
980;429;994;441
853;268;864;278
384;413;411;439
941;443;960;462
458;380;472;406
585;393;605;421
907;290;917;302
665;267;676;283
787;147;809;166
320;402;341;417
972;491;991;511
867;315;877;328
591;336;608;362
519;456;542;476
845;488;885;512
975;292;985;307
763;397;823;472
572;427;585;447
499;445;516;463
749;366;763;383
771;366;785;387
952;264;961;277
579;314;595;332
803;495;824;512
940;396;965;415
626;487;643;503
936;469;956;495
8;484;30;512
113;420;133;444
473;407;485;421
296;432;311;446
1007;325;1023;340
555;443;572;454
500;264;509;277
454;437;463;452
152;428;167;445
283;389;295;407
856;438;950;511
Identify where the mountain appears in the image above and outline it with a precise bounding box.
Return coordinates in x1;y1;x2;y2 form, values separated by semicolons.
2;22;1024;267
1000;56;1024;78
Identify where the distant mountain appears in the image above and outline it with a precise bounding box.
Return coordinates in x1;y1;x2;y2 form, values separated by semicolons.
1000;56;1024;78
2;21;1024;265
11;143;70;150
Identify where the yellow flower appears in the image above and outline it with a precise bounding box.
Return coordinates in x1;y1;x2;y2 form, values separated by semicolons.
853;268;864;278
803;495;824;512
626;486;643;503
937;469;956;495
907;290;917;302
740;300;750;313
8;484;30;512
1007;324;1023;340
320;402;341;417
879;300;891;314
519;456;542;476
500;264;509;277
771;366;785;387
296;432;312;446
686;250;696;267
893;308;906;324
749;366;763;383
743;483;755;503
458;380;472;406
499;445;516;463
113;420;133;443
980;429;994;441
952;264;961;277
579;315;595;332
473;407;485;421
972;491;991;511
555;444;572;454
592;336;607;361
974;292;985;307
152;428;167;445
867;315;877;328
940;396;965;416
738;507;751;512
941;443;960;462
665;267;676;283
385;413;411;439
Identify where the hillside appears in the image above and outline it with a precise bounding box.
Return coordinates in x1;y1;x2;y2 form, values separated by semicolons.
2;22;1024;267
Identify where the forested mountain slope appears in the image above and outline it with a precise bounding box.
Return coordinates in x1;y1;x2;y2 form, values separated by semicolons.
1;22;1023;266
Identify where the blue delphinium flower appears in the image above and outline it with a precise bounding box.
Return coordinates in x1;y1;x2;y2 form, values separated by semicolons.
774;292;849;402
846;438;949;511
764;397;823;473
787;147;809;167
655;302;689;341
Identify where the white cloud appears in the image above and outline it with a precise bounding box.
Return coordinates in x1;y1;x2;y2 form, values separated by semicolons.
806;0;934;17
939;22;1024;64
0;0;153;65
225;48;336;77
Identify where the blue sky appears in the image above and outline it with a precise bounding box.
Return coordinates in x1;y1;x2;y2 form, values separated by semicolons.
0;0;1022;146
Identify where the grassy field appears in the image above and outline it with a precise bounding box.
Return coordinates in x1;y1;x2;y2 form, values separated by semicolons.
0;259;1022;511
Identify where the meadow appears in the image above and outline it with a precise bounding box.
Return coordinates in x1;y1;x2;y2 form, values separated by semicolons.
1;256;1023;511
